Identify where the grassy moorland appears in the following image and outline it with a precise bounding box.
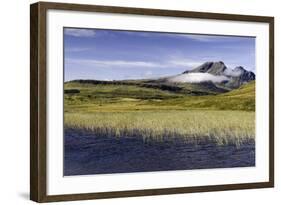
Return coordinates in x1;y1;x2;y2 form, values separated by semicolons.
64;81;255;145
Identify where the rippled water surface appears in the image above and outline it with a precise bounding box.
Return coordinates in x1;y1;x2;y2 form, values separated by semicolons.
64;129;255;176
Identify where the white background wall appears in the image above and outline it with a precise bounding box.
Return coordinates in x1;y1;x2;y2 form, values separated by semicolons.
0;0;279;204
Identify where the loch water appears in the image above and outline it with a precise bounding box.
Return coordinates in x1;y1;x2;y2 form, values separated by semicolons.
64;129;255;176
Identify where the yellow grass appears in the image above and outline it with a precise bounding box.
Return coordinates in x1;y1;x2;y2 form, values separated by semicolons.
65;110;255;145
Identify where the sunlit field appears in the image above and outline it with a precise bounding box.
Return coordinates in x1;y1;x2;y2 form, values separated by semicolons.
65;110;254;146
64;81;255;146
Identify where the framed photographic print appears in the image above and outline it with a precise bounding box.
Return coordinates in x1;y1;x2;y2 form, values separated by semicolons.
30;1;274;202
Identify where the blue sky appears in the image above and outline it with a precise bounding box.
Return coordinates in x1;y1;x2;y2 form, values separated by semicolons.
64;28;255;81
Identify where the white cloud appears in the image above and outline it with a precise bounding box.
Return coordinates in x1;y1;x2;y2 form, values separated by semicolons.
223;68;243;77
102;78;112;81
176;34;240;42
65;57;207;79
168;73;229;83
66;58;168;68
175;34;219;42
108;30;229;43
144;70;153;76
123;31;225;42
65;47;91;52
121;31;153;37
64;28;96;37
168;59;202;68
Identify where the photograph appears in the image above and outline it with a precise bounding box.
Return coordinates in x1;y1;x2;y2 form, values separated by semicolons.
63;27;256;176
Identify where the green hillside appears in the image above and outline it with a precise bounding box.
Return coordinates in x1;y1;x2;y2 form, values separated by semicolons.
175;81;255;111
64;80;255;112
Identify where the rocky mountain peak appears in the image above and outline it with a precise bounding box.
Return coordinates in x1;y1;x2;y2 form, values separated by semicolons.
183;61;227;75
179;61;255;89
234;66;246;72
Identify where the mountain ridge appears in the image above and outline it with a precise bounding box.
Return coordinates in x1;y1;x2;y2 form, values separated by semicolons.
167;61;255;89
66;61;255;97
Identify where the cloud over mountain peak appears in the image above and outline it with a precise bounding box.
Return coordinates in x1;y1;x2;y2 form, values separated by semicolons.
167;61;255;88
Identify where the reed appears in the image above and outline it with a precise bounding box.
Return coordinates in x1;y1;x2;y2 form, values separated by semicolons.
65;110;255;146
